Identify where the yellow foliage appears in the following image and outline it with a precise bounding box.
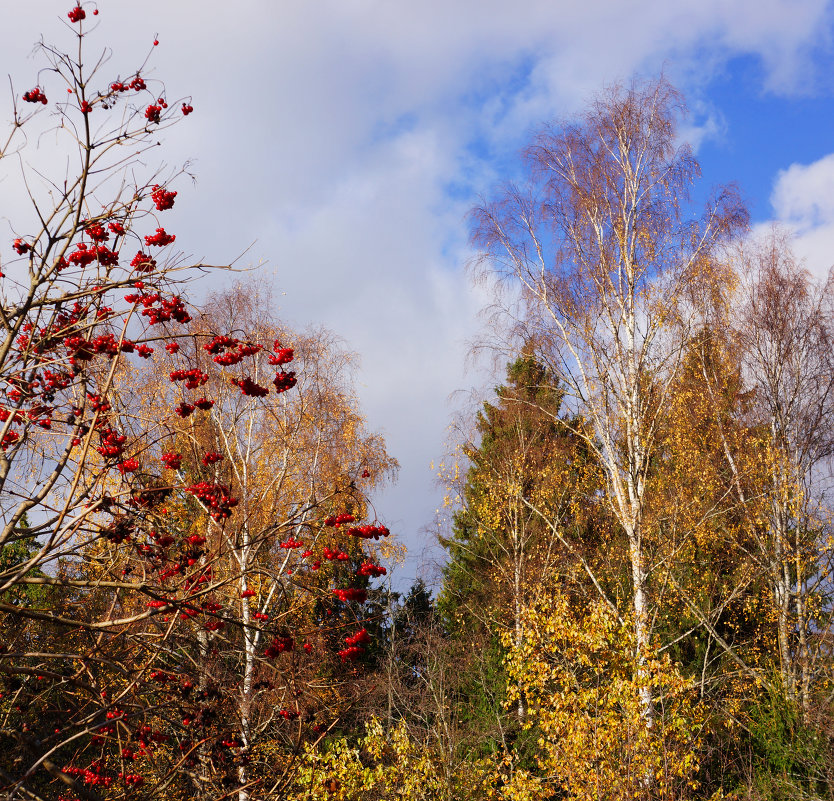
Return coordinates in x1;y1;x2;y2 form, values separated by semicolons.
505;592;703;801
287;718;492;800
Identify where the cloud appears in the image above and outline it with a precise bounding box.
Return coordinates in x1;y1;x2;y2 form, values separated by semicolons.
767;154;834;278
771;154;834;228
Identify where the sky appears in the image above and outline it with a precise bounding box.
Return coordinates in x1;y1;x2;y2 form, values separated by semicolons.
3;1;834;591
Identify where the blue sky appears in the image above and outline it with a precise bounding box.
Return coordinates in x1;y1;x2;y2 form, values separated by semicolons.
697;54;834;221
4;1;834;590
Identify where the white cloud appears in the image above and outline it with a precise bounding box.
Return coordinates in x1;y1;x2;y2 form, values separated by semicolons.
772;154;834;228
767;154;834;279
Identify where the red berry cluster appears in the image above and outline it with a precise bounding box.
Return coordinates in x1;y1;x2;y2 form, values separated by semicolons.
122;291;190;324
279;537;304;549
129;251;157;273
231;376;269;397
200;340;297;397
337;650;365;663
68;243;99;266
62;335;91;361
346;524;390;540
221;737;243;748
1;431;20;450
185;481;238;520
170;368;209;389
237;342;262;357
205;336;262;366
269;345;294;365
12;238;30;255
264;635;293;658
356;561;386;578
181;103;194;115
212;349;242;367
332;588;367;603
239;589;256;598
22;87;47;105
338;628;371;662
67;5;86;22
96;427;126;457
117;458;139;474
273;371;297;393
144;227;175;247
322;546;349;561
203;334;237;354
323;513;355;527
97;245;119;266
175;402;195;418
346;628;371;647
61;761;112;788
87;393;111;413
160;452;181;469
85;222;108;241
201;451;222;466
150;184;176;210
110;76;146;93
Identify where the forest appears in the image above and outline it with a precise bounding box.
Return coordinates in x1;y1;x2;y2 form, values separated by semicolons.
1;5;833;801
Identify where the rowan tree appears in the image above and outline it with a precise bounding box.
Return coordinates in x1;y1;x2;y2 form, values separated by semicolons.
0;8;397;801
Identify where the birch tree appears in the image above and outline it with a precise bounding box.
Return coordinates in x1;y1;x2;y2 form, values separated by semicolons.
733;231;834;718
471;77;747;729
